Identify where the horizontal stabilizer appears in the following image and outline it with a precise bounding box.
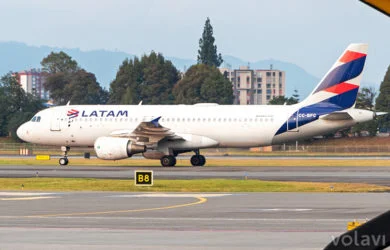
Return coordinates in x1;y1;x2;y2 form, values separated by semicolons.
376;112;388;116
321;112;353;121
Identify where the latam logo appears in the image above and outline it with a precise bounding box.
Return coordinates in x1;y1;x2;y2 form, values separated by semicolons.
68;110;129;118
67;109;79;119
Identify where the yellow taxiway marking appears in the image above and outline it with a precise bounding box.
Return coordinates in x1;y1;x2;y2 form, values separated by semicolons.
0;196;56;201
25;196;207;218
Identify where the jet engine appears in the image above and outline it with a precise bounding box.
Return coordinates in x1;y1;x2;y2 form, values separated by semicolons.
94;136;146;160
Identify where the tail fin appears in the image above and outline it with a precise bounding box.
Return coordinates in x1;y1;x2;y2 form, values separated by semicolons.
302;43;368;110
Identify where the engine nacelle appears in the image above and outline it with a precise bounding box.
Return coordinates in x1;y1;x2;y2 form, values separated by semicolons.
94;136;146;160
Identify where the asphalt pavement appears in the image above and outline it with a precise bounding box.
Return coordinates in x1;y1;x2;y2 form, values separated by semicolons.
0;192;389;249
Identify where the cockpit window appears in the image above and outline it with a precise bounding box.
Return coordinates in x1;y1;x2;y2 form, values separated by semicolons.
31;116;41;122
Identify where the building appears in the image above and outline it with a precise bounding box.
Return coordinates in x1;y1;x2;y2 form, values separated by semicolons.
14;69;49;100
219;66;285;105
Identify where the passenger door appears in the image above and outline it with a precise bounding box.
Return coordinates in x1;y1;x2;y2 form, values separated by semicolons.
286;111;299;132
50;109;62;131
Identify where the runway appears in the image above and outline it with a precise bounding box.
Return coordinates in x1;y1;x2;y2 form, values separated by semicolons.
1;165;390;186
0;191;388;249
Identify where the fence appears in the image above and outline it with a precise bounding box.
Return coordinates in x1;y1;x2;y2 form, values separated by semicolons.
0;143;92;156
0;143;389;156
272;144;390;153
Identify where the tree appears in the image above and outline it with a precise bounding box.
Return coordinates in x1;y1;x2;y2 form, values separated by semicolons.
41;51;79;74
268;96;288;105
173;64;233;104
290;89;300;103
352;87;378;136
109;52;180;104
375;65;390;131
65;70;109;104
197;17;223;67
41;52;108;105
357;87;376;110
0;73;43;138
268;91;299;105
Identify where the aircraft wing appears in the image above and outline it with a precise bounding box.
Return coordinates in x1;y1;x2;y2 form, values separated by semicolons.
109;117;182;148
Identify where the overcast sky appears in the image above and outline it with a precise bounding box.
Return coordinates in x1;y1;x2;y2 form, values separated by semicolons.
0;0;389;86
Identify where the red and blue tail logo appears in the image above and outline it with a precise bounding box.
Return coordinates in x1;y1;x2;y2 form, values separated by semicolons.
67;109;79;119
276;44;368;135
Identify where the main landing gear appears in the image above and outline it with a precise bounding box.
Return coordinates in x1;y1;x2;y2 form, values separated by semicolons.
160;155;177;167
59;146;70;166
159;149;206;167
190;149;206;167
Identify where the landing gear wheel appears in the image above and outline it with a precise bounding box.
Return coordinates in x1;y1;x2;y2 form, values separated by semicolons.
198;155;206;166
160;155;176;167
59;157;69;166
191;155;206;167
59;146;70;166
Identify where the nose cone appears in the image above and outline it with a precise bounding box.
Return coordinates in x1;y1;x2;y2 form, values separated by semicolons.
17;123;28;142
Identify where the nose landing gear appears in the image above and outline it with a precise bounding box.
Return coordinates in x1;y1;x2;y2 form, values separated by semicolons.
59;146;70;166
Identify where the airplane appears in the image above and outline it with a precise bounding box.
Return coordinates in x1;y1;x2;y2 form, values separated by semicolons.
17;43;382;167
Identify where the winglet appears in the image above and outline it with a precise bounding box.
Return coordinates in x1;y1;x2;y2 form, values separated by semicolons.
151;116;161;127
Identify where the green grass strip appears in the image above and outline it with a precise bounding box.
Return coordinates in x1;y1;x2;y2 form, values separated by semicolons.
0;178;388;193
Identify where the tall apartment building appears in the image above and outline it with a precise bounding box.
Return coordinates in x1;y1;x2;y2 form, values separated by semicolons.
219;66;285;105
14;69;49;100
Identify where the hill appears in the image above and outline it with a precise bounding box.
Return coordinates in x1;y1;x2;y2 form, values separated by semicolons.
0;41;357;98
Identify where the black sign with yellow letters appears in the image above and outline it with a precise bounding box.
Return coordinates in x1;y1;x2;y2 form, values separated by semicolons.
135;170;153;186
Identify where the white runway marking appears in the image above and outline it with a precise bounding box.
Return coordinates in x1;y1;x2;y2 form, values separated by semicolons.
0;192;54;196
110;193;232;198
249;208;313;212
0;216;355;222
0;192;58;201
0;196;57;201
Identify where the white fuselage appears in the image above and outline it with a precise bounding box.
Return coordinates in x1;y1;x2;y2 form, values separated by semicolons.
17;103;373;151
